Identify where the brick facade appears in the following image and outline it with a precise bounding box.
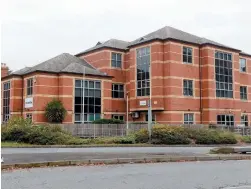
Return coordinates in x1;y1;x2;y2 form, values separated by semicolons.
1;27;251;125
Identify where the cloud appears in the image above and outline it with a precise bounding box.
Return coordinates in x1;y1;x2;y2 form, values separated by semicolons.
1;0;251;71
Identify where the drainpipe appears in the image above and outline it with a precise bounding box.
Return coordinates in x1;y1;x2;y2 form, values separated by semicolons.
199;48;202;124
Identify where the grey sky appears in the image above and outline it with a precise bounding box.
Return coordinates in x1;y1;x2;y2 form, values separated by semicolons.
1;0;251;71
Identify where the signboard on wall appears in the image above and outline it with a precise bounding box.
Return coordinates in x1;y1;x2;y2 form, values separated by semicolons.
25;97;33;108
139;100;147;106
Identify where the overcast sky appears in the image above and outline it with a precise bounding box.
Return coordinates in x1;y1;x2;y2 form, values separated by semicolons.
1;0;251;71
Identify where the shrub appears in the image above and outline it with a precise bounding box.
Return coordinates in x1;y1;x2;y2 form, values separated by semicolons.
134;128;149;143
45;99;66;123
1;117;86;145
194;129;237;144
92;119;124;124
92;136;135;144
151;125;190;144
240;136;251;143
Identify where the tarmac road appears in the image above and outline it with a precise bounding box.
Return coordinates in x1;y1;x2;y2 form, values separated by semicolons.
2;160;251;189
2;147;214;164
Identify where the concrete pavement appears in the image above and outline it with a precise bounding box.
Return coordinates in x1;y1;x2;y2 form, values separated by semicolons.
2;160;251;189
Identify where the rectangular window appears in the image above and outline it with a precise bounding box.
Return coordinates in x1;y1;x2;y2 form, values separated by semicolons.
137;47;150;96
111;53;122;68
112;115;124;121
183;80;193;96
217;115;234;127
74;80;101;123
3;81;10;122
145;114;156;122
27;78;33;96
215;51;233;98
240;86;247;100
26;113;32;121
240;58;246;72
184;113;194;124
183;47;193;64
241;114;248;127
112;84;124;98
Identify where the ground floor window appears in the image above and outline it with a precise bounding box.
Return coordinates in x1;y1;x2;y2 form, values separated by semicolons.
217;115;234;126
26;113;32;121
241;114;248;127
3;81;10;123
184;113;194;124
145;113;156;122
74;79;101;123
112;115;124;121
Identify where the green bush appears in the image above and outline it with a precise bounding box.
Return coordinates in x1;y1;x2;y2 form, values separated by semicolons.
241;136;251;143
92;119;124;124
92;136;135;144
134;128;149;143
151;125;190;144
1;117;85;145
193;129;237;144
45;99;66;123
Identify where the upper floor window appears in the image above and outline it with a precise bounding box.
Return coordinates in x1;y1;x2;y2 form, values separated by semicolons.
240;86;247;100
111;53;122;68
27;78;33;96
184;113;194;124
215;51;233;98
241;114;248;127
239;58;246;72
136;47;150;96
183;47;192;64
217;115;234;127
112;84;124;98
183;80;193;96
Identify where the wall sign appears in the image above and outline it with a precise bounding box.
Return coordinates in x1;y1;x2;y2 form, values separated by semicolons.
139;100;146;106
25;97;33;108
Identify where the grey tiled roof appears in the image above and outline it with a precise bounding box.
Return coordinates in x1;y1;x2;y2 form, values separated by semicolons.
9;53;108;77
240;51;251;57
11;67;32;75
77;26;242;55
128;26;236;50
76;39;129;56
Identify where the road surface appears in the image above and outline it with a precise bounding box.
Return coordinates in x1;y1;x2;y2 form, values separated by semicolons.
2;147;214;164
2;160;251;189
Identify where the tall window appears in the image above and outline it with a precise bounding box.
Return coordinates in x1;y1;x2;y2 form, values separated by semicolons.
137;47;150;96
183;80;193;96
74;80;101;123
3;81;10;122
241;114;248;127
112;115;124;121
183;47;192;64
240;58;246;72
184;113;194;124
217;115;234;126
27;78;33;96
111;53;122;68
240;86;247;100
215;51;233;98
112;84;124;98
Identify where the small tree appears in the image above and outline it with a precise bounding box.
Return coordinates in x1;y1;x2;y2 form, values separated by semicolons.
45;99;66;123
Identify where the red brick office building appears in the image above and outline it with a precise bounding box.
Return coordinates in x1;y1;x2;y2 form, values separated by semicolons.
1;26;251;126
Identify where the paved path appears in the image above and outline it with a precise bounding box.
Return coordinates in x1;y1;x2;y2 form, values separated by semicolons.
2;147;214;164
2;160;251;189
